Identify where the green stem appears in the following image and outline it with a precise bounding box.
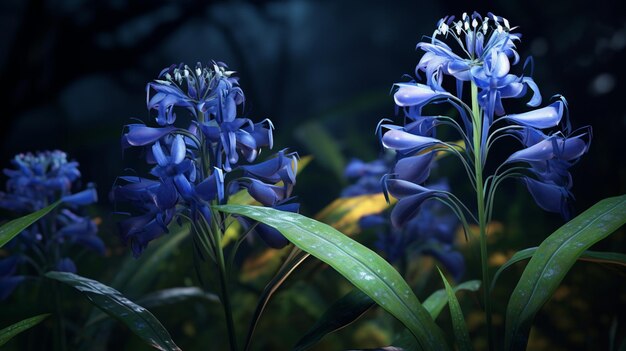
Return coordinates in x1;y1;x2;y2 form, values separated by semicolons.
471;82;494;350
53;282;67;351
208;214;239;351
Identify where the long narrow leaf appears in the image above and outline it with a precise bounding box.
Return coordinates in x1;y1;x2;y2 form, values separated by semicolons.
0;201;60;248
243;247;310;351
423;280;481;319
491;248;626;293
46;271;180;351
0;314;50;346
381;280;481;351
138;287;219;308
293;289;376;351
505;195;626;351
437;269;472;351
215;205;449;351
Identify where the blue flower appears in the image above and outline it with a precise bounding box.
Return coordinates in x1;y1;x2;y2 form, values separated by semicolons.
416;12;541;123
341;157;390;196
378;13;591;225
116;62;298;254
360;182;464;280
0;151;103;299
506;126;591;218
341;155;464;279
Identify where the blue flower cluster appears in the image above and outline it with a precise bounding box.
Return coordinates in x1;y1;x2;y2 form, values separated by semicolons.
113;62;298;256
342;158;464;280
0;151;102;299
379;12;591;222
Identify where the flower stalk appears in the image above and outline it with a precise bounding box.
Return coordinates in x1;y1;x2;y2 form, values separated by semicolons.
210;214;239;351
471;81;494;350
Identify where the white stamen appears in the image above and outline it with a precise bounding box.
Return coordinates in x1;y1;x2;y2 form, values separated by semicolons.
174;71;182;82
503;18;510;29
440;22;448;35
165;73;172;80
456;21;462;34
497;25;503;33
184;69;189;78
472;18;478;28
483;21;488;34
462;12;468;20
464;21;470;30
196;68;202;76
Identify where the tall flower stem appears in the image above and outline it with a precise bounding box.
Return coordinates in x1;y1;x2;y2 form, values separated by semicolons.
208;213;239;351
52;281;68;351
471;82;494;350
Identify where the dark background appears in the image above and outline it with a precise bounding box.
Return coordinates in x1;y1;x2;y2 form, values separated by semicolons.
1;0;625;350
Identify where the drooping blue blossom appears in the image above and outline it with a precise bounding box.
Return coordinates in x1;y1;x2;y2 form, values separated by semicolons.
0;151;102;299
378;12;591;223
356;179;464;280
341;157;390;196
114;62;298;256
340;155;464;279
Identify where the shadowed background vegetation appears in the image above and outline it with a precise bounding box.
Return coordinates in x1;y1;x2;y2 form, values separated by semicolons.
1;0;625;350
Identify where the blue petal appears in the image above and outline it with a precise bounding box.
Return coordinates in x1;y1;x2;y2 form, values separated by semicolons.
173;174;194;201
393;83;451;107
245;179;286;206
522;77;542;107
504;100;564;129
382;129;441;154
119;213;170;258
196;169;225;202
358;214;387;229
385;178;431;199
62;188;98;206
170;135;186;165
390;192;438;228
56;258;77;273
256;223;291;248
523;177;570;218
125;124;175;147
492;52;511;78
151;141;168;167
393;152;434;184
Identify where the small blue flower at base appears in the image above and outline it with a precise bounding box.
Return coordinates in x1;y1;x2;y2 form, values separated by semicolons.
231;151;300;248
341;157;390;196
360;191;465;281
341;155;464;280
0;151;103;299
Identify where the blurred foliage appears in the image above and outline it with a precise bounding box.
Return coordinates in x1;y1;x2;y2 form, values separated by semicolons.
1;0;625;350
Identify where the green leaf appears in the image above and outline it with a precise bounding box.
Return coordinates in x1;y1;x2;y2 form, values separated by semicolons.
505;195;626;351
293;289;376;351
243;247;310;351
46;271;180;351
491;248;626;293
422;280;481;319
215;205;449;351
0;314;50;346
111;222;191;295
137;287;219;308
437;269;472;351
0;201;60;248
